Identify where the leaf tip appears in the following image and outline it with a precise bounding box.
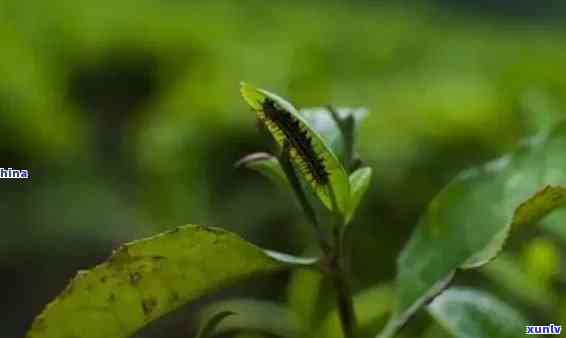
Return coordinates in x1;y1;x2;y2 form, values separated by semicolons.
240;82;263;110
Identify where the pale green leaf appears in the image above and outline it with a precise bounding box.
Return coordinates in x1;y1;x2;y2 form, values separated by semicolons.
427;288;529;338
240;83;350;217
236;152;289;189
346;167;372;222
299;107;368;166
379;121;566;338
26;225;293;338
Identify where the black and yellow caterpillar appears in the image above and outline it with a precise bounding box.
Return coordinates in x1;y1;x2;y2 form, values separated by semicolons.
260;97;329;186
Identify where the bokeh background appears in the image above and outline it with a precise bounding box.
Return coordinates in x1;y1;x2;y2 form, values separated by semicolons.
2;0;566;337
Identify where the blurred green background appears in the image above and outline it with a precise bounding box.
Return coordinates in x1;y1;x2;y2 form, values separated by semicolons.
2;0;566;337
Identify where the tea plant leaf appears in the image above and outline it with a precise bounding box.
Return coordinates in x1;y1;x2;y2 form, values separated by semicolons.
196;311;236;338
346;167;372;222
240;83;350;217
463;185;566;269
26;225;302;338
379;121;566;338
199;299;300;337
236;152;289;188
427;288;529;338
300;107;368;167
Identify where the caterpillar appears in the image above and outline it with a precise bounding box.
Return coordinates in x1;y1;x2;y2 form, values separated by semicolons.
259;97;329;186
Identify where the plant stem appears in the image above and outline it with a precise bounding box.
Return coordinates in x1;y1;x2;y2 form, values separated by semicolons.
320;176;358;338
329;226;358;338
280;141;331;253
280;136;358;337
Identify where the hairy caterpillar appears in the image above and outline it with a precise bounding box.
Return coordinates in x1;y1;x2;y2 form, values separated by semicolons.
240;83;351;214
260;97;329;186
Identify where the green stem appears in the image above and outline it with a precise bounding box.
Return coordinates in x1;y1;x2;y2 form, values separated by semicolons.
280;138;357;338
330;225;358;338
323;163;358;338
280;141;331;253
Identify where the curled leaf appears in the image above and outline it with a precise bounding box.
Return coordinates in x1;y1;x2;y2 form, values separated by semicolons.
236;152;289;188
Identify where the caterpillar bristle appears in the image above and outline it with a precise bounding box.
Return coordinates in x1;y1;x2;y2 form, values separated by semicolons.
260;98;329;186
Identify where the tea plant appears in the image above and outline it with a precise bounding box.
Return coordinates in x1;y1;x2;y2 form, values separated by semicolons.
27;84;566;338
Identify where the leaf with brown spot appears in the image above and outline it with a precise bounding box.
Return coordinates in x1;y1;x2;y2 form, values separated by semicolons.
129;272;142;285
26;225;312;338
142;298;157;316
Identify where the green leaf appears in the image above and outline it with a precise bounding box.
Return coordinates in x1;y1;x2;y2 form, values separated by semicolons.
316;285;394;338
346;167;372;222
464;185;566;268
299;107;368;167
26;225;298;338
427;288;529;338
196;311;236;338
240;83;350;217
379;121;566;338
199;299;300;337
236;152;289;189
